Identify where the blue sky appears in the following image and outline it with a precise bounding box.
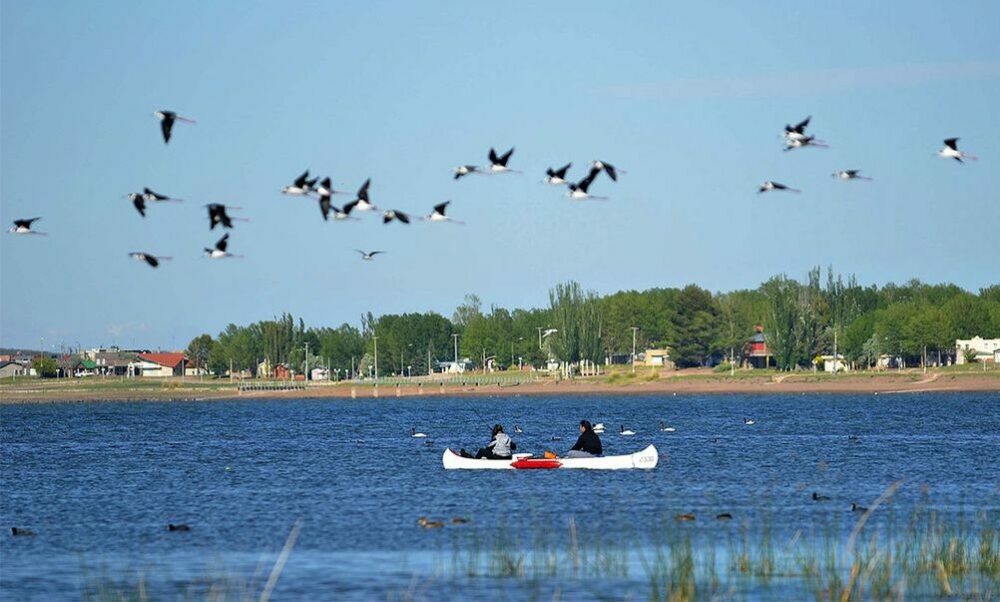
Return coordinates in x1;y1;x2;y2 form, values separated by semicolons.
2;1;998;351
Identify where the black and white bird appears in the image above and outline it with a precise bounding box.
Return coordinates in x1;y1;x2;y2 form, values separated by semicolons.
454;165;482;180
128;252;172;268
356;250;384;261
125;192;148;217
783;116;811;142
783;135;828;151
316;177;346;198
422;201;464;224
938;138;978;163
282;170;318;196
544;163;572;185
488;147;518;173
758;181;800;194
204;233;241;259
567;167;606;200
8;217;46;235
143;187;182;204
591;160;622;181
153;110;195;144
331;201;360;221
382;209;411;225
350;179;378;212
832;170;872;181
205;203;244;229
127;188;182;217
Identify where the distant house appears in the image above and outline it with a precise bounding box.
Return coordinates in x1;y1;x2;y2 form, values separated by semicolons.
0;361;29;378
273;363;292;380
311;367;329;381
436;360;473;374
955;337;1000;364
744;326;773;369
820;354;848;373
135;352;187;377
638;349;673;369
92;349;139;376
257;359;273;379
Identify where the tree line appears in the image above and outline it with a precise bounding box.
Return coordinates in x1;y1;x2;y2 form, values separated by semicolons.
186;268;1000;376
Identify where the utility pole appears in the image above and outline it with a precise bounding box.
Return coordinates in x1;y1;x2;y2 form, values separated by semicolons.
304;342;309;381
537;327;543;350
427;346;431;376
453;333;459;363
631;327;639;373
373;336;379;380
833;329;838;374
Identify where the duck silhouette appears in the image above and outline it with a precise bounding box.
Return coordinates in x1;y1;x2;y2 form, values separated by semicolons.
167;523;191;532
10;527;34;537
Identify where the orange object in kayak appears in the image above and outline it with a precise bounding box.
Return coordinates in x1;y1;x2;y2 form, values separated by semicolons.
511;458;562;469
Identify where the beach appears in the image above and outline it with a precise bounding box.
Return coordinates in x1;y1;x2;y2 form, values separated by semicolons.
2;368;997;403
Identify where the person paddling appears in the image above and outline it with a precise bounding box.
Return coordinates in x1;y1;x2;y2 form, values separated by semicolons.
461;424;516;460
565;420;603;458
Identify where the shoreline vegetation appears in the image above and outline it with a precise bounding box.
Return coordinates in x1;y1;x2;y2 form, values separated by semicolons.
81;494;1000;600
2;365;996;404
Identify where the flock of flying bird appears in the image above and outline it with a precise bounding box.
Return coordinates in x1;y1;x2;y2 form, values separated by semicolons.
5;110;980;269
756;115;978;195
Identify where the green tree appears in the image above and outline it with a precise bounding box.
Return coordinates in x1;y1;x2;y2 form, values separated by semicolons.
31;355;58;378
672;284;720;367
761;275;804;370
185;334;216;374
549;281;602;366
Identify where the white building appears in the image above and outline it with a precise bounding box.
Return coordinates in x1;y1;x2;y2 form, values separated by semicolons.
820;354;849;373
955;337;1000;364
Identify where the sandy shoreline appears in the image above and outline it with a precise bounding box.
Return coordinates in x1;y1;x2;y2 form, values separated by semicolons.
1;371;997;404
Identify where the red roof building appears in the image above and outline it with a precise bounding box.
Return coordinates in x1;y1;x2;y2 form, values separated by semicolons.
744;326;772;369
136;352;188;377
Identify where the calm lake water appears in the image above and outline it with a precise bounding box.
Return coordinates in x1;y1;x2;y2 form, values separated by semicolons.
2;392;999;600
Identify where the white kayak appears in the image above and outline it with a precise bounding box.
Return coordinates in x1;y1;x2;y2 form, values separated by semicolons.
442;445;658;470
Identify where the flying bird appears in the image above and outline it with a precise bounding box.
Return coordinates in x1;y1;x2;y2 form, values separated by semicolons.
204;233;241;259
125;193;148;217
937;138;978;163
544;163;573;185
128;252;172;268
422;201;464;224
567;167;606;200
127;188;182;216
783;116;811;142
153;110;195;144
316;177;346;198
382;209;411;224
758;181;800;194
832;170;872;181
351;179;378;211
331;201;360;221
454;165;482;180
142;188;182;204
282;170;318;196
488;147;518;173
591;160;622;181
356;250;384;261
205;203;245;229
783;135;828;151
8;217;46;235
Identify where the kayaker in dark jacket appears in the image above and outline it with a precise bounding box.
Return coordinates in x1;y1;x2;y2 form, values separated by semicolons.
566;420;602;457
